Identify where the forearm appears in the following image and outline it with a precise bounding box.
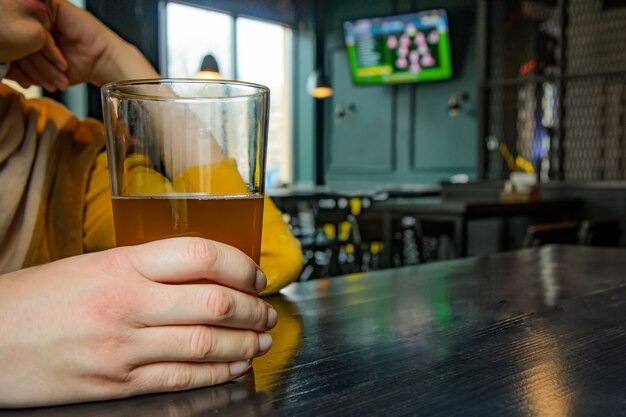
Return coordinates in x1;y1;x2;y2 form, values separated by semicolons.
95;38;159;86
51;0;160;87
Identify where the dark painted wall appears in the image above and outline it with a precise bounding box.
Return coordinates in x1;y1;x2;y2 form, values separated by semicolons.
320;0;478;189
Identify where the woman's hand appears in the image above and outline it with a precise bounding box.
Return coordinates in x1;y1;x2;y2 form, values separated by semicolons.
7;0;158;92
0;237;276;408
5;27;68;92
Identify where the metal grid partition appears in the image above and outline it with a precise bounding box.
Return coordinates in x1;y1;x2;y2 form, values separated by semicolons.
481;0;626;181
486;82;560;180
565;76;626;180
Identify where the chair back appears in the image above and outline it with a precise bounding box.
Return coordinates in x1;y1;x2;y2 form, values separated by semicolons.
524;221;580;247
578;220;621;247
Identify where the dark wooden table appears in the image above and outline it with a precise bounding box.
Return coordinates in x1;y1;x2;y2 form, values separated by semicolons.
371;196;585;261
3;245;626;416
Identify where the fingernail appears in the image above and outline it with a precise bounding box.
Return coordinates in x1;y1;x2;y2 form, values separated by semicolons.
258;333;273;354
266;307;278;329
255;269;267;292
229;360;251;377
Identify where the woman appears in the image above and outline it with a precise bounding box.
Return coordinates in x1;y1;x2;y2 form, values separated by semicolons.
0;0;302;407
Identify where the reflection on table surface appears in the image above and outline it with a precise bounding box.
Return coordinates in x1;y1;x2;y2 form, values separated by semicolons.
0;376;268;417
3;245;626;416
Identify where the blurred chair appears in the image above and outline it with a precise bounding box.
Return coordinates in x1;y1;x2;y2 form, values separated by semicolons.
356;212;425;271
524;219;622;248
523;221;580;247
299;198;361;279
578;219;622;247
418;221;456;261
353;212;385;271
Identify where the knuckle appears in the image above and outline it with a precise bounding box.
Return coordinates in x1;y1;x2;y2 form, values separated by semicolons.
99;332;134;355
85;285;139;324
254;301;268;328
82;353;133;388
245;262;258;287
204;287;233;320
206;368;224;386
186;238;218;268
97;365;132;386
99;247;131;274
189;326;216;359
243;332;259;358
165;365;194;391
81;250;145;325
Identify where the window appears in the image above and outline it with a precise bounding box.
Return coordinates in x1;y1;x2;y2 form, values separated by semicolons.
237;18;293;188
163;2;293;188
165;2;234;79
1;80;41;99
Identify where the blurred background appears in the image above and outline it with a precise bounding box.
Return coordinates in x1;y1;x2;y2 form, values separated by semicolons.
9;0;626;280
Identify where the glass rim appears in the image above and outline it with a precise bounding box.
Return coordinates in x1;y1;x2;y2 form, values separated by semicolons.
101;78;270;101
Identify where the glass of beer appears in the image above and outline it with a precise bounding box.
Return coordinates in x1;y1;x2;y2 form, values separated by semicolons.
101;79;269;263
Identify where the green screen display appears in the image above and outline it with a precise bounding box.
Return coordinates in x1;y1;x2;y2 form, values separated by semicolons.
344;9;452;85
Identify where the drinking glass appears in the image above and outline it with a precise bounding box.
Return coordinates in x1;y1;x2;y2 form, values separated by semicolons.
101;79;269;263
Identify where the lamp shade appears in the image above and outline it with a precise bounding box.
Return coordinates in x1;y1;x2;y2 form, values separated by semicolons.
307;69;333;99
197;54;221;79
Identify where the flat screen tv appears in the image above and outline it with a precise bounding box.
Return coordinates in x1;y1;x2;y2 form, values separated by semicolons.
343;9;452;85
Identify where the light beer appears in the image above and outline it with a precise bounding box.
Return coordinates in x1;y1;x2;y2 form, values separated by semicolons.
112;194;264;263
